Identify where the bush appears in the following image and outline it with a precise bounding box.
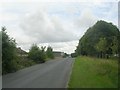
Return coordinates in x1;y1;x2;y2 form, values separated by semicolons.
16;57;36;70
46;46;54;59
28;44;46;63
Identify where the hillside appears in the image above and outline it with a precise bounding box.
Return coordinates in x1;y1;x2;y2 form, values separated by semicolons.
75;20;120;57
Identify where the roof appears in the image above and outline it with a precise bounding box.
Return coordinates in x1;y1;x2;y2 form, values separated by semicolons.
16;47;28;54
53;51;62;53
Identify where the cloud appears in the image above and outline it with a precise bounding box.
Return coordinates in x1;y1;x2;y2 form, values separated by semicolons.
37;40;79;54
20;10;78;43
118;1;120;30
20;40;79;54
75;9;98;28
51;41;78;54
1;0;119;3
1;1;118;54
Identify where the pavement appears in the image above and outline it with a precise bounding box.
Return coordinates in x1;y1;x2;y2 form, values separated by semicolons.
2;58;74;88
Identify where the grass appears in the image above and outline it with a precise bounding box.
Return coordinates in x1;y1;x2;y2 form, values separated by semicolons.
68;56;118;88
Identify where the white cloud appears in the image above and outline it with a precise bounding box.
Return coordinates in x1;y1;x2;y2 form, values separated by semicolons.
19;40;79;54
52;41;78;54
1;1;118;54
20;10;78;44
38;40;79;54
75;9;98;28
0;13;18;23
1;0;119;3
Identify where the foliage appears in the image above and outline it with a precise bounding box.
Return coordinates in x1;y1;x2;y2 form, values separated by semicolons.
95;38;107;52
41;46;47;60
68;56;118;88
75;20;120;58
16;57;36;70
62;53;69;58
111;36;119;55
46;46;54;59
71;53;77;58
28;44;46;63
95;37;108;58
1;27;18;74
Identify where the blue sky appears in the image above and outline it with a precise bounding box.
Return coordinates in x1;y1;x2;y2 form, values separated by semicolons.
0;0;119;54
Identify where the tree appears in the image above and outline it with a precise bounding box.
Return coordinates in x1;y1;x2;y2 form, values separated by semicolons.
28;44;39;60
40;46;46;60
28;44;46;63
111;36;118;56
1;27;17;74
63;53;69;58
95;37;107;58
75;20;119;57
46;46;54;59
71;53;77;58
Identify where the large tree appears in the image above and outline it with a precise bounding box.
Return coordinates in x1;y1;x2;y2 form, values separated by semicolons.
75;20;119;57
1;27;17;74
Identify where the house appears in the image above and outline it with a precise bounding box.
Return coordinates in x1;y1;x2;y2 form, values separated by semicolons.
16;47;28;57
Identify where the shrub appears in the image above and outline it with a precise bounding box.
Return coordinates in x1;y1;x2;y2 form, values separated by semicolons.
28;44;46;63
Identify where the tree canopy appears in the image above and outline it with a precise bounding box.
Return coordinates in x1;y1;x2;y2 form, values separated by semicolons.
75;20;120;58
46;46;54;59
1;27;18;74
28;44;46;63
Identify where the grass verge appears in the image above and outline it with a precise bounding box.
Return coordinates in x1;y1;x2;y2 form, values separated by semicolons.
68;56;118;88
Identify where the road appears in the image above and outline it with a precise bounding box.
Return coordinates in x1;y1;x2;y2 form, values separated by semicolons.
2;58;74;88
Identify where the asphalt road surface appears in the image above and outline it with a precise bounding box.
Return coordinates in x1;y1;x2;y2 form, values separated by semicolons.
2;58;74;88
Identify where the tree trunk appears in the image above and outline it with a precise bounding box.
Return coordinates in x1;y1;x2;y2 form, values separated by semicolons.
106;54;109;59
100;51;102;58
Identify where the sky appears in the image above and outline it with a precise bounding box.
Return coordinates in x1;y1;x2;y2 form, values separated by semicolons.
0;0;119;54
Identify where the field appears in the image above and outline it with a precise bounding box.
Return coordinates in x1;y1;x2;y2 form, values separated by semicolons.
68;56;118;88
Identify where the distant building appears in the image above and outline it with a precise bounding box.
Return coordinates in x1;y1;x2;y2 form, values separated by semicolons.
16;47;28;57
53;51;64;58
